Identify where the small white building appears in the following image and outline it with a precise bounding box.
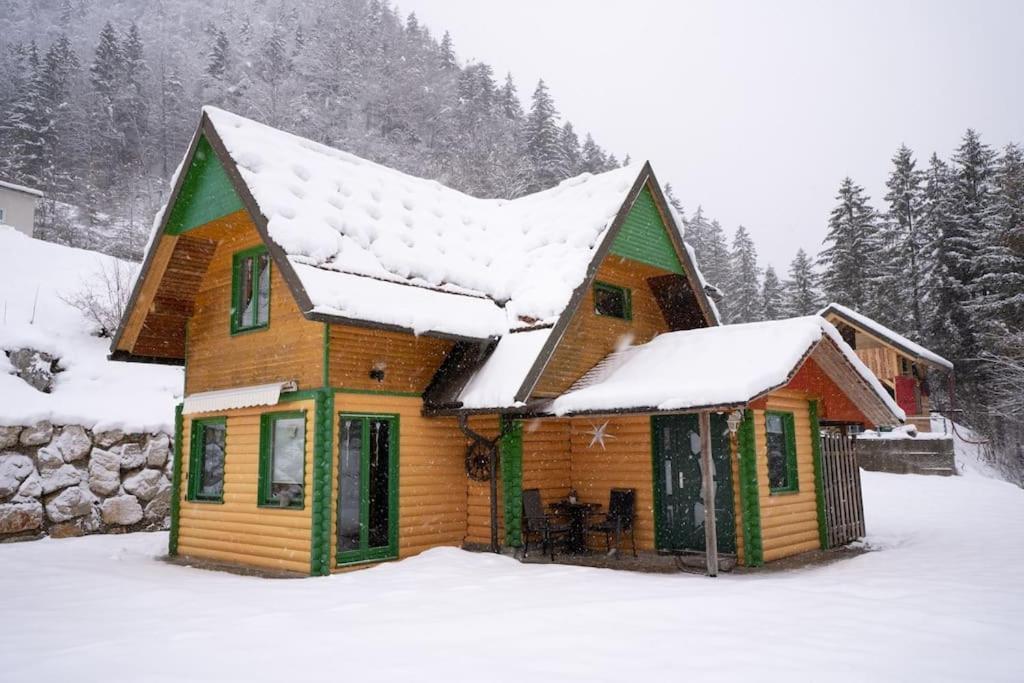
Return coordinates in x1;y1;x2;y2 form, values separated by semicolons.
0;179;44;237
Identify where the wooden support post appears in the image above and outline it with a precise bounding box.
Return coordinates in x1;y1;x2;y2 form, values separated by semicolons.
699;411;719;577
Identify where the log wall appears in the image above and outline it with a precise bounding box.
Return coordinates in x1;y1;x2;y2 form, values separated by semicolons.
178;400;316;574
328;326;452;394
185;214;323;395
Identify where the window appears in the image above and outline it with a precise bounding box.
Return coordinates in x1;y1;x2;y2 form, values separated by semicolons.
765;412;798;493
231;247;270;333
337;414;399;563
258;412;306;508
593;281;632;320
187;418;226;502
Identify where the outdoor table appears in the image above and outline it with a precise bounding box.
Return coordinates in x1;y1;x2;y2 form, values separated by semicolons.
549;500;601;554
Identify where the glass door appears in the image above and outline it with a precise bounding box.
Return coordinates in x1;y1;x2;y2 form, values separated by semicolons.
337;414;399;564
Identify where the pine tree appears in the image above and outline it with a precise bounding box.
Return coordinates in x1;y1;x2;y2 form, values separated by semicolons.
580;133;606;174
818;177;879;312
701;219;733;295
439;31;457;70
497;73;522;120
727;225;762;323
523;79;567;192
5;42;48;187
560;122;581;177
878;144;928;336
207;29;230;80
762;265;783;320
783;248;821;316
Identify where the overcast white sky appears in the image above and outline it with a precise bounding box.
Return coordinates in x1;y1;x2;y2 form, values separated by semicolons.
398;0;1024;270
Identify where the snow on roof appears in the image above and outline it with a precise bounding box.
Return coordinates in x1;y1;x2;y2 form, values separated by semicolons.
0;179;44;198
456;328;553;409
546;316;904;420
0;228;181;431
203;107;645;332
820;303;953;370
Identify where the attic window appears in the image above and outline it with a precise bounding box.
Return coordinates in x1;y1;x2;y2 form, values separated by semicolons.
232;247;270;334
593;282;632;321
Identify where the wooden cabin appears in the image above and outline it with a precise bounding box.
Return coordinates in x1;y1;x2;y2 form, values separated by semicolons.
112;108;903;576
820;304;953;433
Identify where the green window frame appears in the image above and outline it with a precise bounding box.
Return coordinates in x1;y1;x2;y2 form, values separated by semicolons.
593;281;632;321
258;411;307;509
336;412;400;565
231;246;271;334
765;411;799;494
187;417;227;503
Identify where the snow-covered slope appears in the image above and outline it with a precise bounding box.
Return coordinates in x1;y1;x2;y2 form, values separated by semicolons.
0;471;1020;681
0;228;181;431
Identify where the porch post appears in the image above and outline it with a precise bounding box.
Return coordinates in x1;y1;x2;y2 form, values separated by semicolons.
699;411;719;577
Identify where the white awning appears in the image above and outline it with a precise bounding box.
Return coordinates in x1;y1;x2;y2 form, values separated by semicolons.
183;381;297;415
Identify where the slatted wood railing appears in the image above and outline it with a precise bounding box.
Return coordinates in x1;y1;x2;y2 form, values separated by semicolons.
821;432;866;548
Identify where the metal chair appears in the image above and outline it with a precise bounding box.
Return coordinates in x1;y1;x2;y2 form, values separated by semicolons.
588;488;637;557
521;488;570;560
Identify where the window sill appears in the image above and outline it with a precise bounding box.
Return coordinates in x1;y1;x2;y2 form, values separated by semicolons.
769;488;800;496
185;497;225;505
257;502;305;511
230;324;270;337
335;551;398;567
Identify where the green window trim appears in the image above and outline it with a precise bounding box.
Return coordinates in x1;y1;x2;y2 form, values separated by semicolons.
737;410;764;566
593;281;632;321
258;411;308;509
809;400;829;550
230;246;271;335
186;417;227;503
766;411;800;495
335;412;400;566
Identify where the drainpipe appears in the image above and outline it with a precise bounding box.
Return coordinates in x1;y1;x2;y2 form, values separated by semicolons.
699;411;719;577
458;414;505;554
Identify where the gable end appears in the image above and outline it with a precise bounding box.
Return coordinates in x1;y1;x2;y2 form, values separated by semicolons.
609;187;684;274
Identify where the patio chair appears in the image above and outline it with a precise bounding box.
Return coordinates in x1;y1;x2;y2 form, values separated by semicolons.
522;488;570;560
588;488;637;557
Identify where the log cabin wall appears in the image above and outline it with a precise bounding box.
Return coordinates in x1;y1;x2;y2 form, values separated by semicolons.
178;400;316;574
184;212;323;395
328;393;469;568
568;414;656;551
463;416;502;547
328;326;452;394
520;419;572;507
749;390;822;562
532;256;675;398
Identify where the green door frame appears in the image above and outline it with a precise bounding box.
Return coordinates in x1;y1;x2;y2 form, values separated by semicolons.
335;412;400;565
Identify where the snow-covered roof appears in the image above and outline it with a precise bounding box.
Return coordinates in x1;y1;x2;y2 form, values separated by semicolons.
0;179;43;198
455;329;553;409
202;107;651;335
819;303;953;370
546;316;904;423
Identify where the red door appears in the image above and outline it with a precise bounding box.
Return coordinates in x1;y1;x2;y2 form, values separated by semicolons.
894;376;919;416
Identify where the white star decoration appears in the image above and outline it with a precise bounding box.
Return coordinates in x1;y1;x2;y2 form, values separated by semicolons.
587;420;616;450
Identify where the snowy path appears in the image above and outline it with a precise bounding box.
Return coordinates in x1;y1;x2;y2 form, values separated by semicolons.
1;472;1022;682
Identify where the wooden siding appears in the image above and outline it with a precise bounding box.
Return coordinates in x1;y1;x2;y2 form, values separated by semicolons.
464;416;502;547
750;391;823;562
185;213;323;395
533;256;674;397
328;326;452;394
329;393;468;567
521;419;572;505
178;401;315;574
568;415;656;551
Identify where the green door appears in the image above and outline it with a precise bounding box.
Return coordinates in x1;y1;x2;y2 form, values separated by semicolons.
336;413;399;565
652;414;736;554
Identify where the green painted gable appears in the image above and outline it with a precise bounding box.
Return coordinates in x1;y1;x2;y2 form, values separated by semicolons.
610;187;684;274
164;136;244;235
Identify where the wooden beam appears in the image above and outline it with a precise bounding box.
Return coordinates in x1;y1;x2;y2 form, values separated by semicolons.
699;411;719;577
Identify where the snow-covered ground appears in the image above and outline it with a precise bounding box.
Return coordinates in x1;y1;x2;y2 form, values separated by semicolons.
1;471;1020;682
0;227;181;431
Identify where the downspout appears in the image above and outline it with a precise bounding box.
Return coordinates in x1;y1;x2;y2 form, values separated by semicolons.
458;414;510;553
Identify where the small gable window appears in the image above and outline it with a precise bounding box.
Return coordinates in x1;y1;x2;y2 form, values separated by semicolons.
593;282;632;321
765;411;799;494
187;418;226;502
232;247;270;333
258;412;306;509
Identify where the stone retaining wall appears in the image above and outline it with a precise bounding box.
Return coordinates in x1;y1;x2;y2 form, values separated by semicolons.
855;437;956;476
0;422;173;541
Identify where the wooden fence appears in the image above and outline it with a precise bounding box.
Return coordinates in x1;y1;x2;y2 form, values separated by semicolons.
820;432;866;547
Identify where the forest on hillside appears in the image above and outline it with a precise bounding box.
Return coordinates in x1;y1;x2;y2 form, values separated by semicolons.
1;0;1021;470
